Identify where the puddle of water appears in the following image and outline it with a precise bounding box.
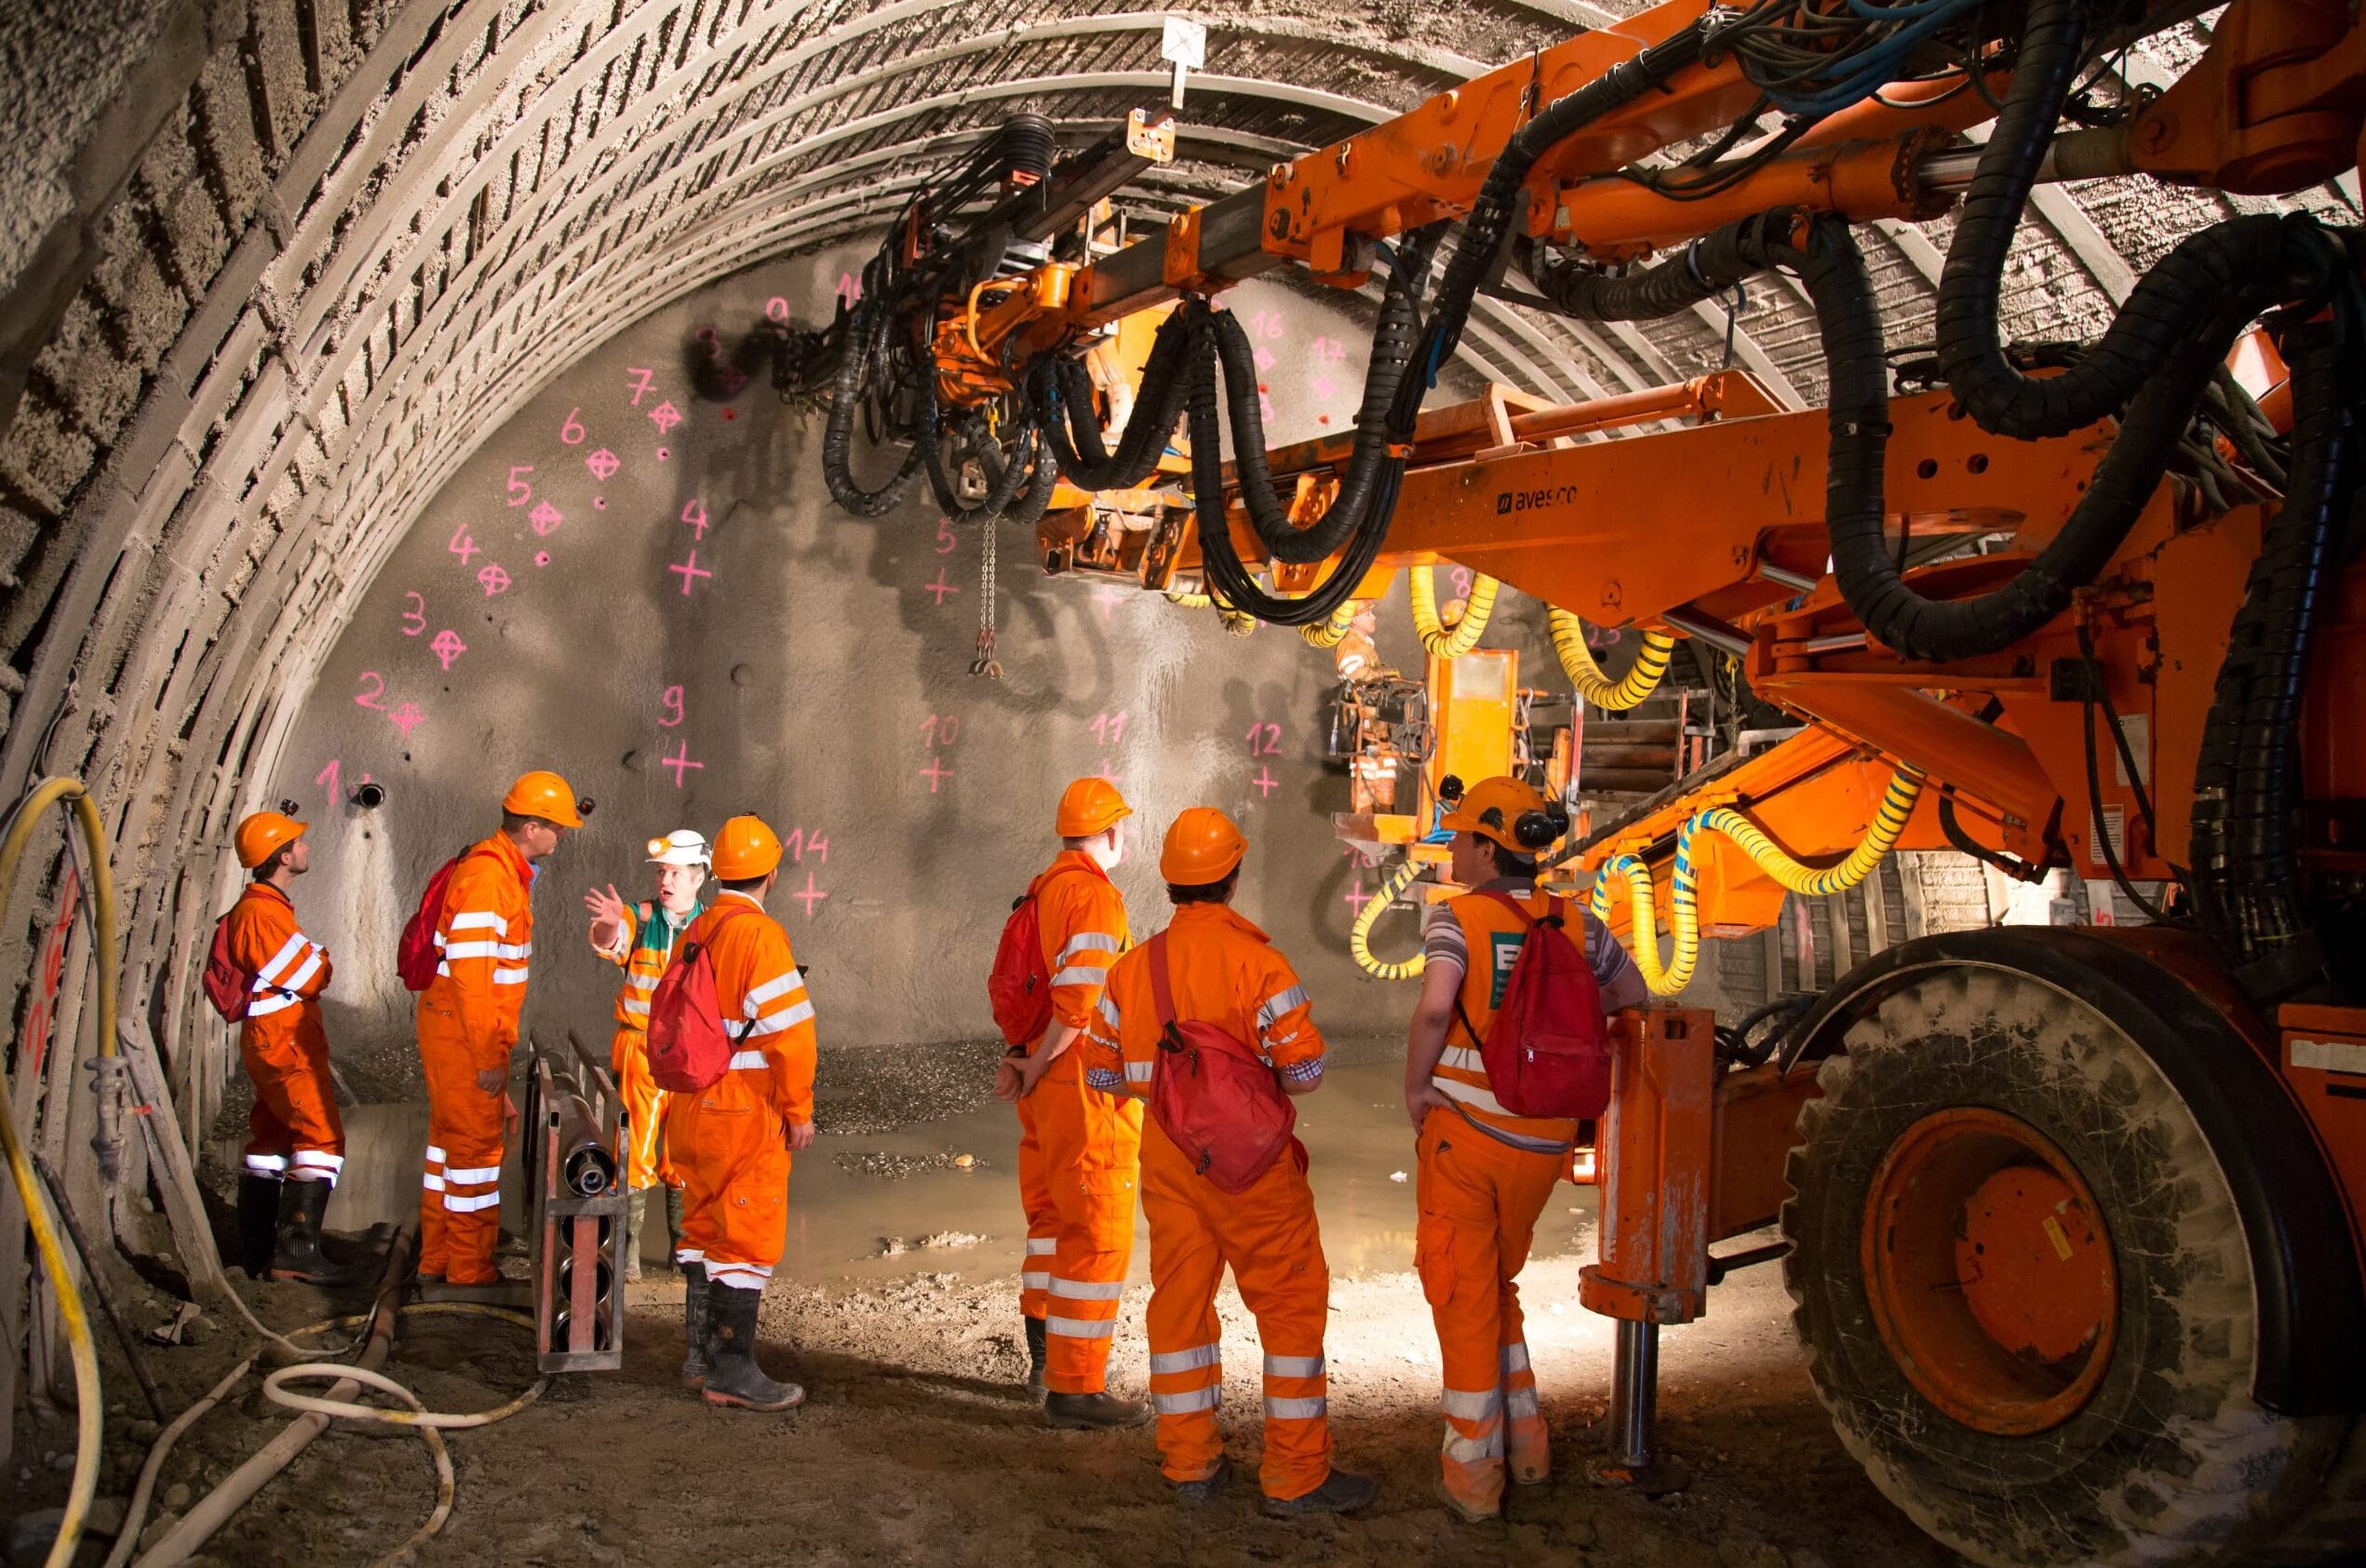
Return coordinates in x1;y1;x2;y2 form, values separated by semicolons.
776;1061;1598;1290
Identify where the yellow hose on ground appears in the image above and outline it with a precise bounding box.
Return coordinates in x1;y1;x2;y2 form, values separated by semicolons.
1351;857;1428;980
1590;765;1926;995
0;778;121;1568
1410;567;1499;657
1550;610;1676;709
1298;599;1359;649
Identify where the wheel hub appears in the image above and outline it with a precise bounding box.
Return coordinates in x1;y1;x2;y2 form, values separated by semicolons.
1862;1107;2117;1436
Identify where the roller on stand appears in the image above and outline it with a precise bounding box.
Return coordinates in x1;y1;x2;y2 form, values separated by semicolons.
523;1035;627;1373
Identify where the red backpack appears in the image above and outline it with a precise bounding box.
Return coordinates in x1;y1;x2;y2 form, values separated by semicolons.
646;905;758;1092
202;913;251;1022
1461;890;1611;1119
986;866;1092;1047
1144;931;1297;1194
397;848;491;993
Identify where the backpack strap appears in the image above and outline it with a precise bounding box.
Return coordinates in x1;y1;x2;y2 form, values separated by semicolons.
695;901;761;1041
1146;931;1178;1029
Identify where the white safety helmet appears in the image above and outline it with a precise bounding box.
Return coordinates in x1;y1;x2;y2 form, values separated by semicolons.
645;829;712;868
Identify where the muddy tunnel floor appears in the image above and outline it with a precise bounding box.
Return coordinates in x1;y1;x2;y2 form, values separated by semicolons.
21;1045;1964;1567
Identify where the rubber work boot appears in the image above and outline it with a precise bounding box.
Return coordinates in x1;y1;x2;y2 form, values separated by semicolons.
664;1186;687;1273
701;1282;804;1412
622;1188;648;1283
680;1263;710;1390
1435;1476;1500;1524
1024;1314;1048;1392
235;1173;281;1280
266;1179;354;1286
1263;1468;1378;1518
1045;1391;1152;1429
1173;1457;1232;1506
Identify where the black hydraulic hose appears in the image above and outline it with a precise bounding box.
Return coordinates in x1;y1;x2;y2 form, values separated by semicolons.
1199;236;1431;563
1004;423;1059;529
1535;209;1797;321
1032;308;1196;490
1795;213;2355;663
822;266;929;517
1391;20;1710;437
2189;322;2358;1002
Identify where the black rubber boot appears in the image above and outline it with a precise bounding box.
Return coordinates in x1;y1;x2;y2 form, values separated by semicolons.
267;1179;354;1285
1024;1314;1048;1392
681;1263;710;1390
622;1188;648;1283
235;1173;282;1280
700;1282;804;1412
1174;1456;1232;1505
1046;1391;1152;1428
664;1186;686;1273
1263;1467;1378;1518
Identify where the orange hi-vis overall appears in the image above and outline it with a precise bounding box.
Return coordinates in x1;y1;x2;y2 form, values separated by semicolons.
593;901;700;1191
1083;903;1332;1502
415;834;535;1285
665;891;817;1293
1015;851;1143;1394
1416;877;1644;1513
222;883;343;1185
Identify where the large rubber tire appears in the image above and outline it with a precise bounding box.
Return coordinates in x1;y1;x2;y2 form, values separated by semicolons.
1781;963;2349;1567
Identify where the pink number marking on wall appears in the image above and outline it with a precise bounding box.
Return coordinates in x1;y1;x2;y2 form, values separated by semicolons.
1450;566;1474;600
681;499;709;539
561;408;586;445
1089;710;1128;747
781;828;831;864
448;525;479;567
766;297;792;324
659;685;686;729
505;465;533;506
921;713;961;746
316;759;340;802
836;273;861;307
401;592;426;637
625;368;657;408
354;672;386;710
935;517;957;556
1245;720;1282;756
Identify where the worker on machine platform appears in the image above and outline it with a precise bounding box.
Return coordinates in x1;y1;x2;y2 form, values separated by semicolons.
584;828;709;1281
666;814;817;1413
221;809;350;1286
1082;808;1375;1516
1404;774;1647;1521
412;769;581;1287
990;776;1149;1427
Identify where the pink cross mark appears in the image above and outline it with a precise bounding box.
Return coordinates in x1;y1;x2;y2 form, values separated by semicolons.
585;448;621;482
528;501;563;536
924;569;957;607
662;740;705;787
790;872;829;918
669;551;712;595
649;400;683;435
1091;585;1126;623
1344;876;1373;920
1252;765;1279;798
920;756;954;794
389;704;425;741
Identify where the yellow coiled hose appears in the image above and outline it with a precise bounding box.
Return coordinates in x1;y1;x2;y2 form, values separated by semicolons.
1590;765;1926;995
1549;610;1675;709
1298;600;1359;649
1350;856;1428;980
1410;567;1499;657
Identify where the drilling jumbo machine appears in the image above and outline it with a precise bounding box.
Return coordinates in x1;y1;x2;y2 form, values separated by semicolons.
729;0;2366;1560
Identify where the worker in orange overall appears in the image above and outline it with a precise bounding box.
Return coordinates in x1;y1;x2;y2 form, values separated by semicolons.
1082;808;1375;1516
585;828;708;1280
415;770;581;1286
223;811;350;1285
994;776;1146;1426
1405;775;1647;1521
668;815;817;1412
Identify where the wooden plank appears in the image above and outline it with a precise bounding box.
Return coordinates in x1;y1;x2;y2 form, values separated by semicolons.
118;1020;231;1306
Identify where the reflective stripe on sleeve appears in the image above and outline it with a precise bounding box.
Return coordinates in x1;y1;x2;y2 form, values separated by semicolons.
439;941;501;961
1256;984;1311;1031
742;999;814;1036
1055;932;1120;961
447;911;507;934
745;970;806;1008
246;992;301;1019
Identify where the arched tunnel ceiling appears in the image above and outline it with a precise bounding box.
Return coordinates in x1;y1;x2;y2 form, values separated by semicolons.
0;0;2355;1025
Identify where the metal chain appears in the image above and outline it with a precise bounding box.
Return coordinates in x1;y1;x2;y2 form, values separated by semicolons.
968;518;1003;678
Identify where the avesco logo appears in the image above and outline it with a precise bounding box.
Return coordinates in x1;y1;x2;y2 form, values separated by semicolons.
1495;485;1583;514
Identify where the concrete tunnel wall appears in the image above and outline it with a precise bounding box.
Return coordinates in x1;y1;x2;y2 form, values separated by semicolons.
0;0;2355;1451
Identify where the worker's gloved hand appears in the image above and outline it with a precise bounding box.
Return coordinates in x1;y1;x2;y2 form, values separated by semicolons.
1405;1082;1453;1134
785;1119;816;1152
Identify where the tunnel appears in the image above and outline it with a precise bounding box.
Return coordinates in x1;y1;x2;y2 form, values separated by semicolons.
3;0;2364;1564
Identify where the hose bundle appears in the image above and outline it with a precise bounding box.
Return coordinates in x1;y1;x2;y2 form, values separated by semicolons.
821;257;929;517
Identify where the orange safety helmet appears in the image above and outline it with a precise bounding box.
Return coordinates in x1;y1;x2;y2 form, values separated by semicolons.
1055;776;1132;838
711;815;785;880
501;770;585;829
234;811;307;870
1442;775;1564;854
1160;807;1246;886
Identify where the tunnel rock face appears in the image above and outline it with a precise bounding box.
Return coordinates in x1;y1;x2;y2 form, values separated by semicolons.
281;249;1466;1077
0;0;2349;1107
